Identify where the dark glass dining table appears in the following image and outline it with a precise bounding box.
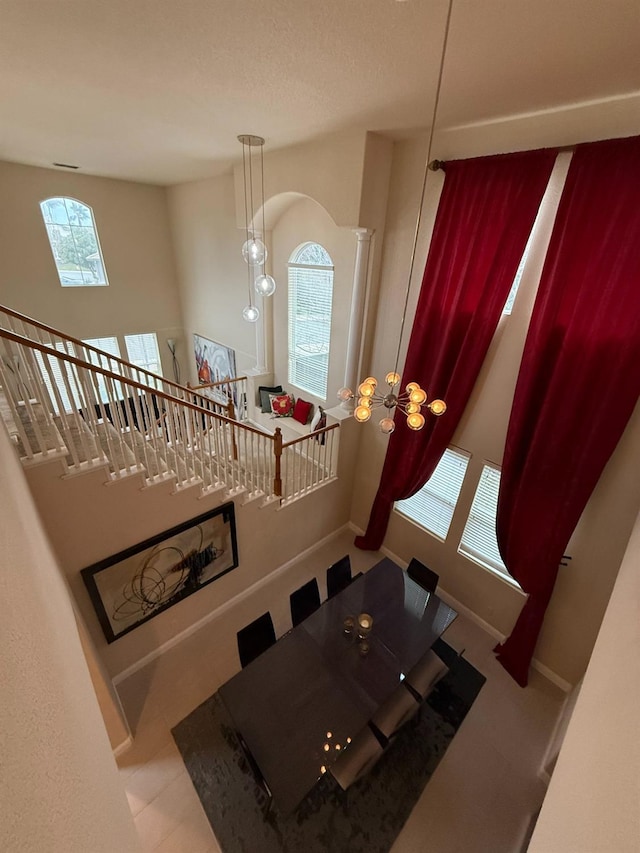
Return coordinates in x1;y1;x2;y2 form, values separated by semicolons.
218;557;457;814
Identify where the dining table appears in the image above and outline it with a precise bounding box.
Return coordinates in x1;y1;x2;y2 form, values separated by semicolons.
218;557;457;815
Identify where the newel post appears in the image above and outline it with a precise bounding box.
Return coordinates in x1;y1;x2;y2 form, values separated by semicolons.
273;427;283;497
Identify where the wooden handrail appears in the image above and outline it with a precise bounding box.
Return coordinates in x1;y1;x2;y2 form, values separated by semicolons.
188;377;247;391
0;327;240;426
281;422;339;448
0;302;215;409
1;322;340;503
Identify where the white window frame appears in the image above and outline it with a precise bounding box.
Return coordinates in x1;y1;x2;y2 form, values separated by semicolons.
287;242;334;399
458;462;522;589
40;197;109;287
395;447;470;541
124;332;162;378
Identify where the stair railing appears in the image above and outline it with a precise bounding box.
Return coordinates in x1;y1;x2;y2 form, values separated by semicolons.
0;327;338;501
0;303;247;421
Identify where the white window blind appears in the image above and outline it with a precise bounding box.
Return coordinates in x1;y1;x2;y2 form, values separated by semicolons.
82;336;122;403
288;243;334;399
396;448;469;540
125;332;161;376
35;341;82;414
39;197;108;287
459;464;518;585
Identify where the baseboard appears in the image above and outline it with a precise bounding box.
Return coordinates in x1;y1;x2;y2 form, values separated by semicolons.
113;522;353;685
349;522;571;693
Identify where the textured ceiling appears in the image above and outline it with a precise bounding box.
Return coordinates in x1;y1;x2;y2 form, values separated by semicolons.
1;0;639;184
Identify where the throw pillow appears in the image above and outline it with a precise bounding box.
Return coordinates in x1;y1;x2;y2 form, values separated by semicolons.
293;398;313;425
258;384;283;413
270;393;295;417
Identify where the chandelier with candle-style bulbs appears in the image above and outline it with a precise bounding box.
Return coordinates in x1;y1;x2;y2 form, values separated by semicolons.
338;374;446;434
238;134;276;323
337;0;453;434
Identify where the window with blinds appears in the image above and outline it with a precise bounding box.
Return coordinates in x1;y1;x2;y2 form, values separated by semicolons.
82;337;123;403
288;242;334;399
458;463;519;585
125;332;161;377
395;447;469;540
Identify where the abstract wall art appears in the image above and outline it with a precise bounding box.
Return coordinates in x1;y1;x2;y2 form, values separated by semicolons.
81;503;239;643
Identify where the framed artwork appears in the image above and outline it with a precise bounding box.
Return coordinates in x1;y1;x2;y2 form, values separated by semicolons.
193;333;236;386
81;503;239;643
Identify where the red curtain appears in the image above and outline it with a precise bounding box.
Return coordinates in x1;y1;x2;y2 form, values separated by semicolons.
495;136;640;686
356;149;557;550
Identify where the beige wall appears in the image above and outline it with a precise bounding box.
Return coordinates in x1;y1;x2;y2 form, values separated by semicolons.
351;136;640;686
528;505;640;852
0;160;183;377
271;196;356;407
233;130;368;229
0;428;140;853
25;456;352;678
167;172;260;378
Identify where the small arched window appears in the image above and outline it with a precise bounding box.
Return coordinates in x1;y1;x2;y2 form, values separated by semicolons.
288;242;334;399
40;197;108;286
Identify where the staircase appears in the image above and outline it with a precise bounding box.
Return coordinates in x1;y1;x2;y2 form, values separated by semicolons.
0;306;339;507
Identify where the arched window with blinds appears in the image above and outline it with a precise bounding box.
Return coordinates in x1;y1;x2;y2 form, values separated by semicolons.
287;242;334;399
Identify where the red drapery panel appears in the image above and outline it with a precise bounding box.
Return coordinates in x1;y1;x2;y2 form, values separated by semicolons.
495;136;640;686
356;149;557;551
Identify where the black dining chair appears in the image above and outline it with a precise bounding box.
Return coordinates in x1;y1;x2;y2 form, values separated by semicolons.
407;557;439;593
236;731;273;818
326;555;352;599
290;578;321;627
370;683;421;740
404;648;449;701
237;612;276;668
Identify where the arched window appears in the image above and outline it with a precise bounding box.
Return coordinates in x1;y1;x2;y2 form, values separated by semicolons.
40;197;108;286
288;242;334;399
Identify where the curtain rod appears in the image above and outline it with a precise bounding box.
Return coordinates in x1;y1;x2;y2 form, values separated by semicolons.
429;144;575;172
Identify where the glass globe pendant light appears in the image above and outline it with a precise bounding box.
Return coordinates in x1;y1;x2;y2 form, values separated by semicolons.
238;134;277;322
242;304;260;323
254;273;277;296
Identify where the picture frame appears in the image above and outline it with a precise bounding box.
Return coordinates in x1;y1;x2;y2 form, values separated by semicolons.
81;503;239;643
193;333;236;386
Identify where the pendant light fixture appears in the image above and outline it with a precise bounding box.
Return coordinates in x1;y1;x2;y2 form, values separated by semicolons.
238;134;277;323
337;0;453;433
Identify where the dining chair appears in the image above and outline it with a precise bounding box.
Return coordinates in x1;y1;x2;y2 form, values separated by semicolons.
289;578;321;626
326;555;352;599
407;557;439;593
370;683;421;740
329;724;384;792
237;612;276;668
404;648;449;700
236;731;273;818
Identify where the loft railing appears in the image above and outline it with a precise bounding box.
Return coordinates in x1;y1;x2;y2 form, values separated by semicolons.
0;323;338;505
0;303;248;422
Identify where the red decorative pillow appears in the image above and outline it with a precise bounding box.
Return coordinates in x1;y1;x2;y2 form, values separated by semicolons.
293;398;313;425
270;393;295;417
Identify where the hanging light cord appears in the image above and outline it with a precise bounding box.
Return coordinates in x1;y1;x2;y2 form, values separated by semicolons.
241;140;253;305
392;0;454;379
260;143;267;277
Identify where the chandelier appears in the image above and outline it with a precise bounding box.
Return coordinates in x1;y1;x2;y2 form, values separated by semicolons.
337;0;453;433
238;134;277;323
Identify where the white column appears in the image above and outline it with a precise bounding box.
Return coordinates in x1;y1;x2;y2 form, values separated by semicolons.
342;228;374;410
254;294;267;372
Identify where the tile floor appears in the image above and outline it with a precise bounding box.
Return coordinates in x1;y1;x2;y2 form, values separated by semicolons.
115;529;565;853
